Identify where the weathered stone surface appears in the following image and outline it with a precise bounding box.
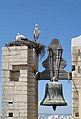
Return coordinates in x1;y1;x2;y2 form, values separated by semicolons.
2;78;10;82
14;82;27;86
14;95;27;102
17;86;27;91
18;103;27;109
19;110;27;116
2;70;10;78
72;36;81;119
20;49;28;57
2;45;38;119
2;62;9;70
19;77;27;82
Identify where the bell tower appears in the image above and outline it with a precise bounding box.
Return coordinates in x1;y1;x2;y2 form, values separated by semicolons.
72;35;81;119
2;40;44;119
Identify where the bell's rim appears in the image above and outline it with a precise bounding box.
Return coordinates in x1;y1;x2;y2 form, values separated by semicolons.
40;102;67;106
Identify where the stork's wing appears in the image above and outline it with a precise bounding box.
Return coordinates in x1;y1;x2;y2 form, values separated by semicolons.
34;28;40;39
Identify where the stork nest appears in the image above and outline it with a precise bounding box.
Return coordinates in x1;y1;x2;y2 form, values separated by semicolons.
5;39;45;59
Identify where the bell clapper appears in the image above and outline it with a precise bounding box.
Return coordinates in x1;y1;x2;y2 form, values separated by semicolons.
52;106;56;111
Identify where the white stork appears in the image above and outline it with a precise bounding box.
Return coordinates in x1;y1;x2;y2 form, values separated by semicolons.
16;33;28;41
34;24;40;42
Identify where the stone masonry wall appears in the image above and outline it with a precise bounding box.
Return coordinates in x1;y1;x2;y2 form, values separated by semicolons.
72;46;81;119
2;46;38;119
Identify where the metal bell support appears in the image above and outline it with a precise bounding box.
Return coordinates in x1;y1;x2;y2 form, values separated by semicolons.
40;41;67;111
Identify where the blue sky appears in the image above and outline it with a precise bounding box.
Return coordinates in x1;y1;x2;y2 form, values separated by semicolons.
0;0;81;114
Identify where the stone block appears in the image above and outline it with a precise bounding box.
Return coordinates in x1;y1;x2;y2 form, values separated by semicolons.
17;116;28;119
17;86;27;91
27;114;37;119
2;62;9;70
2;78;10;82
14;95;27;102
18;103;27;109
13;103;19;110
27;87;37;92
27;91;37;96
27;82;37;87
27;73;36;79
6;103;18;110
27;96;37;103
2;47;9;52
20;70;28;74
20;49;28;58
2;70;10;78
2;103;8;110
9;63;28;70
19;110;27;116
19;46;28;50
20;72;27;77
14;82;27;86
2;55;21;62
13;87;18;91
2;46;28;51
2;86;14;92
2;95;13;102
2;49;19;56
12;65;28;71
19;77;27;82
20;57;28;62
27;78;37;84
18;90;27;95
2;81;14;87
13;110;19;117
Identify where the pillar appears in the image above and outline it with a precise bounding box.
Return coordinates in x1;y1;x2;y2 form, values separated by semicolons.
2;45;38;119
79;88;81;119
71;36;81;119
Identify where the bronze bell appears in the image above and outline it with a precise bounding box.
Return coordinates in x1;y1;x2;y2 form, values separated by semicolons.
40;82;67;111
